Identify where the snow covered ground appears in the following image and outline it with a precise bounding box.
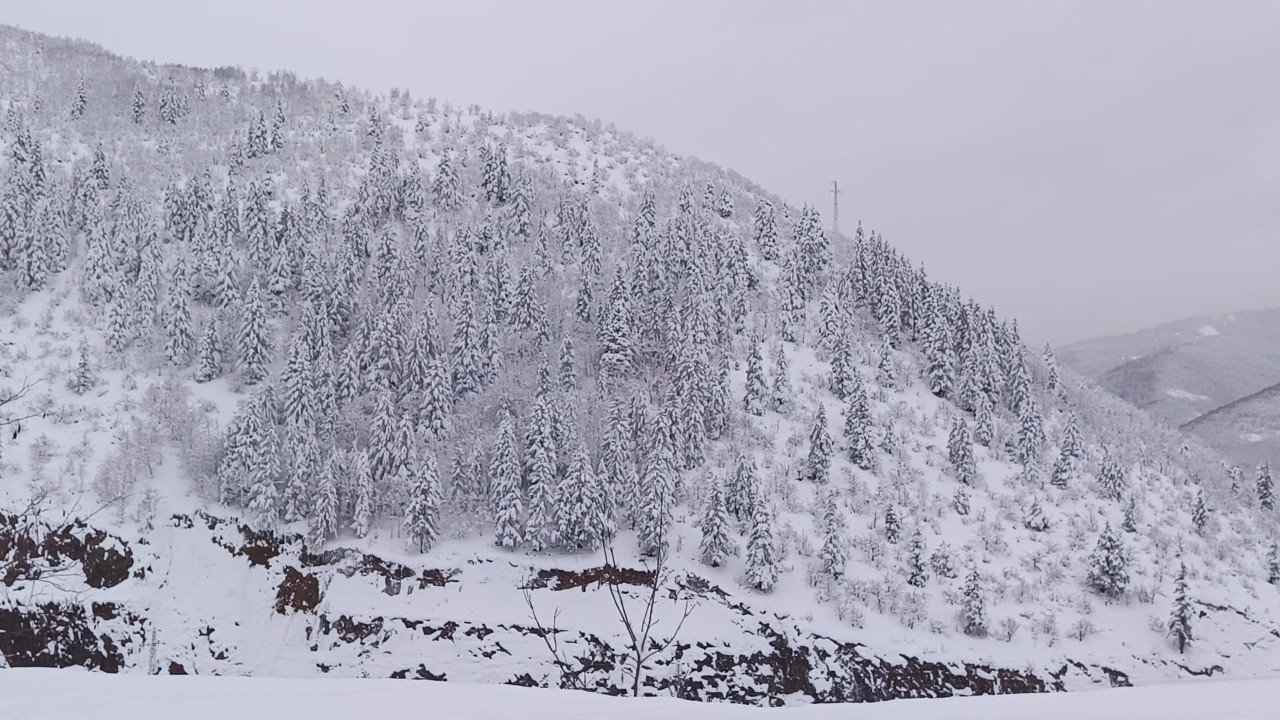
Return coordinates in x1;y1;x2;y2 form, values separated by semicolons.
1;668;1276;720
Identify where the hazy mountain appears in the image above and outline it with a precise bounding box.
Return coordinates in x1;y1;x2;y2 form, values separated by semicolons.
1;24;1278;708
1181;381;1280;470
1060;307;1280;427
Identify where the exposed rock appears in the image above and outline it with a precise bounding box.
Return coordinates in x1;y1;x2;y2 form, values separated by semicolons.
274;566;322;614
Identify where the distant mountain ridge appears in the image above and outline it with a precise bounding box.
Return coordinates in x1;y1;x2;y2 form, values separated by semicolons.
1061;306;1280;467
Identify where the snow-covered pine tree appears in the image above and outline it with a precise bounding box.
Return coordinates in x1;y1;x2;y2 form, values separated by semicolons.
1015;396;1045;464
1168;562;1193;654
1257;462;1274;510
490;414;524;549
743;333;768;416
802;404;833;484
237;281;270;385
1050;447;1073;489
1192;491;1208;534
745;493;778;592
726;454;757;523
310;453;340;544
973;395;994;447
244;391;282;528
351;450;375;539
930;543;957;579
752;199;778;261
906;529;928;587
70;342;94;395
699;474;732;567
637;415;676;557
876;338;896;389
830;340;855;399
1098;457;1127;502
524;390;559;552
1062;411;1084;460
1122;496;1138;533
799;484;840;579
131;87;146;124
1267;544;1280;585
960;566;987;636
404;445;442;553
1086;523;1129;600
194;320;222;383
948;417;977;485
883;503;901;544
925;308;955;398
556;442;601;552
843;369;873;470
769;342;791;411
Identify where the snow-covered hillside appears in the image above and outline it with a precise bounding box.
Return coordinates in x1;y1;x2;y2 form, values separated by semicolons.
1;23;1279;708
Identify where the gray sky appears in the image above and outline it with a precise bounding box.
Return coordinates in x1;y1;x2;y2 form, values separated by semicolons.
4;0;1278;345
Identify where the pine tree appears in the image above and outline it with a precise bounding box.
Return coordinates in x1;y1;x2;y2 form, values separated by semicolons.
194;320;222;383
960;567;987;636
70;342;94;395
743;334;768;416
164;258;195;366
867;339;892;391
310;453;340;544
237;281;270;384
830;341;855;399
1257;462;1274;510
953;486;971;516
802;487;841;580
843;370;873;470
1122;496;1138;533
558;337;577;391
1050;447;1073;489
1191;491;1208;534
769;343;791;411
1062;412;1084;460
883;504;901;544
556;443;601;552
802;404;833;484
351;451;375;539
244;392;281;527
1267;544;1280;585
753;199;779;261
637;420;676;557
1168;563;1193;654
524;393;559;552
1016;396;1045;464
925;313;955;398
1086;524;1129;600
368;390;406;490
745;493;778;592
948;417;977;485
726;454;757;522
490;415;524;549
404;446;442;553
1098;457;1127;502
420;353;452;439
930;543;957;579
973;396;994;447
70;79;87;120
906;529;928;587
131;88;146;124
699;475;733;567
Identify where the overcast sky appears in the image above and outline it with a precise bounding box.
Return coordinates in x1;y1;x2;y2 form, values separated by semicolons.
4;0;1277;345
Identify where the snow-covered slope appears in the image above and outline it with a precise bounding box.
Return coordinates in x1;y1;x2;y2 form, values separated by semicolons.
3;668;1279;720
1;24;1279;708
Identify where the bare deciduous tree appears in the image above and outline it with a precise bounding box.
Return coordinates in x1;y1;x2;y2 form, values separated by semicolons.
523;530;695;697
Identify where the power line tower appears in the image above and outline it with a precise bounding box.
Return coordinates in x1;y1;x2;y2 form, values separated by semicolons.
829;180;842;236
